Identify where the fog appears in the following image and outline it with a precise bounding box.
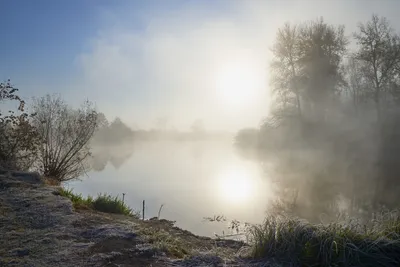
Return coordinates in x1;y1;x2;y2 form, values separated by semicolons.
4;0;400;238
15;0;399;132
64;2;400;236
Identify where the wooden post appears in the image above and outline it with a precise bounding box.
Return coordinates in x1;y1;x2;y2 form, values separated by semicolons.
122;193;125;204
142;200;145;220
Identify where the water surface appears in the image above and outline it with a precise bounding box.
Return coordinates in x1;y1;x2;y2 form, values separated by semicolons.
68;140;272;237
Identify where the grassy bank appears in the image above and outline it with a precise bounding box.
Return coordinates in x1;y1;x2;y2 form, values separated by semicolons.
59;188;139;217
248;213;400;266
59;186;400;266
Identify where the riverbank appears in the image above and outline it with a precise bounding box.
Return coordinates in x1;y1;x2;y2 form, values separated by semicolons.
4;170;400;267
0;170;272;267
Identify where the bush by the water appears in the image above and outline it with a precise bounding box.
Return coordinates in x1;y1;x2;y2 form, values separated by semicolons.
248;213;400;267
59;188;138;217
1;82;99;183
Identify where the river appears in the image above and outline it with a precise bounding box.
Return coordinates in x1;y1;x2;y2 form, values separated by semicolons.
67;139;273;237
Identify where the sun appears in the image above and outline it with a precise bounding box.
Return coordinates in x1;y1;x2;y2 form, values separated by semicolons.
215;61;262;108
217;167;254;204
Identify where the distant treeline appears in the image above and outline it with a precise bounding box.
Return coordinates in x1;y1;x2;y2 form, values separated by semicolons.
92;115;231;145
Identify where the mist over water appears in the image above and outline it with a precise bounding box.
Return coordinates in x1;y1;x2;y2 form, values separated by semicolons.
67;139;272;237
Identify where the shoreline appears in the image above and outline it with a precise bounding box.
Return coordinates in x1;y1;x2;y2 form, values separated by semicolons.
0;170;265;267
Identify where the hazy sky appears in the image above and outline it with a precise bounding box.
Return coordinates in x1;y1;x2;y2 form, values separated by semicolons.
1;0;400;131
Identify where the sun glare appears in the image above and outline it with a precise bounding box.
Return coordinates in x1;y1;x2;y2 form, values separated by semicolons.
217;167;254;204
215;61;262;108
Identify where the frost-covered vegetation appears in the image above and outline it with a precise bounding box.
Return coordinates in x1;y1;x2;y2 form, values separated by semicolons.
247;213;400;266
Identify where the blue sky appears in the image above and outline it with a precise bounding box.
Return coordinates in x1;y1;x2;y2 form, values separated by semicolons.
1;0;400;130
0;1;184;88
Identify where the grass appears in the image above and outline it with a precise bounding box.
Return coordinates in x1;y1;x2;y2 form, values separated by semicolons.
58;187;400;266
58;187;139;217
92;193;134;215
247;212;400;267
138;226;190;258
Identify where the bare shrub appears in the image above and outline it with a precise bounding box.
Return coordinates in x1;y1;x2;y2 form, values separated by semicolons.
31;94;98;183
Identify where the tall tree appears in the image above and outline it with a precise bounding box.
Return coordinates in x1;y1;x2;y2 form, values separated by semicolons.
353;14;400;120
261;18;350;220
270;23;302;118
344;57;369;113
270;18;348;124
297;17;348;121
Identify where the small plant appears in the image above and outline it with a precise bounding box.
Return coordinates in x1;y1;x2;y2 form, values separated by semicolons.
203;215;227;222
58;187;93;209
58;188;139;217
92;193;137;217
204;214;250;241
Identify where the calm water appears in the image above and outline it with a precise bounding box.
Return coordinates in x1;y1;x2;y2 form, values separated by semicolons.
67;140;273;237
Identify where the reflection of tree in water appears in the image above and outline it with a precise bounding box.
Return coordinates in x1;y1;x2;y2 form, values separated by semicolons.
90;148;134;171
91;153;110;172
109;153;133;169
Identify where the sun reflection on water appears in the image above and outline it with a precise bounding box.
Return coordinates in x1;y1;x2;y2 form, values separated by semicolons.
216;167;256;204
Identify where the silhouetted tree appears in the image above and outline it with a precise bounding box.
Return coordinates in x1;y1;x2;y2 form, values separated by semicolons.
270;23;302;118
270;18;348;123
344;57;370;113
108;117;132;140
233;14;400;222
297;18;348;121
353;14;400;121
234;128;259;149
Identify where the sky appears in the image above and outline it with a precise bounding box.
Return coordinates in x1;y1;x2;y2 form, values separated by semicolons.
1;0;400;131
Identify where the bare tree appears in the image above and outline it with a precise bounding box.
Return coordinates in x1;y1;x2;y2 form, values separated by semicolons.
270;23;302;118
270;18;348;124
344;57;370;113
259;18;350;219
297;17;348;120
353;14;400;120
31;94;98;183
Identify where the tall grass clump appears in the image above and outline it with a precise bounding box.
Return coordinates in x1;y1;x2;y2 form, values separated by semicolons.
59;188;138;217
92;193;136;216
59;187;93;209
248;213;400;267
